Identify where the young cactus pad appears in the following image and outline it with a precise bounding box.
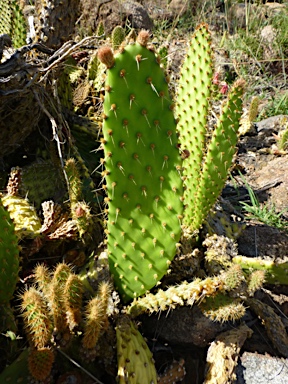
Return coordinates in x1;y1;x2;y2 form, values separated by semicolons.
98;32;183;301
176;23;245;233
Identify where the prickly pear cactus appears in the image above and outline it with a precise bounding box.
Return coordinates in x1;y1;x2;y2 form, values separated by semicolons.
0;200;19;304
176;23;245;234
116;316;158;384
98;31;183;301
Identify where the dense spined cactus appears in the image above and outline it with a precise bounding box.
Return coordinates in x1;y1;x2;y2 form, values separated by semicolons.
1;194;42;238
28;347;55;382
65;158;93;238
82;281;111;351
127;264;246;318
0;0;12;35
116;316;158;384
20;262;111;371
0;0;26;47
1;167;42;239
10;0;27;47
21;287;53;349
98;31;183;301
0;200;19;304
176;23;245;235
111;25;125;50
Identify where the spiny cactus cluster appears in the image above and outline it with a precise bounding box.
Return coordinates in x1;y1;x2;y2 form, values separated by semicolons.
18;262;111;381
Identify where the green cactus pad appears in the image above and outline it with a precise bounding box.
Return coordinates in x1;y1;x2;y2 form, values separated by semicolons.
116;317;157;384
176;23;213;230
190;79;245;232
233;255;288;285
0;200;19;304
99;39;183;301
176;24;245;233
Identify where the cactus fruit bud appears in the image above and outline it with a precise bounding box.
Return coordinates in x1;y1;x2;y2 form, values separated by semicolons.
137;30;150;47
98;46;115;68
247;270;266;296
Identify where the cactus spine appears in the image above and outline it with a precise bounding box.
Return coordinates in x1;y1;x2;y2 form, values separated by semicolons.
176;23;245;234
98;31;183;301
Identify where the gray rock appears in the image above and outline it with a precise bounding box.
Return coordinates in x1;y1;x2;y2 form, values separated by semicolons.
236;352;288;384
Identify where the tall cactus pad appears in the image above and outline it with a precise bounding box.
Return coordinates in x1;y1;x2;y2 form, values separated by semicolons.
176;23;213;230
0;200;19;304
98;33;183;301
189;79;245;232
176;23;245;233
116;317;157;384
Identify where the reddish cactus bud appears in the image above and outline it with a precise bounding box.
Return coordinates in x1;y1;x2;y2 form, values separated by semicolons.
98;46;115;68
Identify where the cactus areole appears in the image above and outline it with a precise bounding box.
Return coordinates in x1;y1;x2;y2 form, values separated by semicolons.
99;39;183;302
